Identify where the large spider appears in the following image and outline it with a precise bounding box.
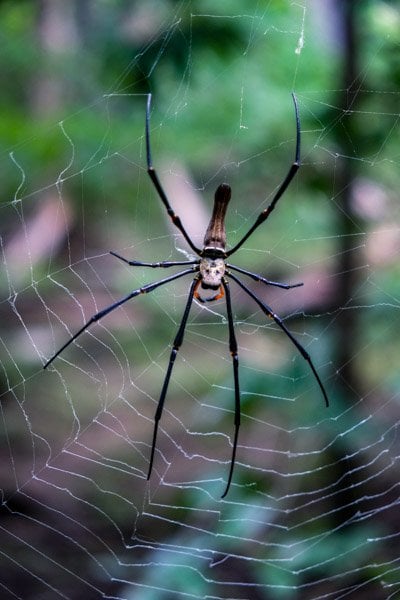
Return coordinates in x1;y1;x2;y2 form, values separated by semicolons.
44;93;329;498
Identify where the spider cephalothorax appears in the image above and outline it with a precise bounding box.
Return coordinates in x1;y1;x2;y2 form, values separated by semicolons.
199;255;226;288
44;93;329;498
196;255;226;302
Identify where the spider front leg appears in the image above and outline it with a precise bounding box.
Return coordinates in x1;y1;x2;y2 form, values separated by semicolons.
228;271;329;407
221;277;240;498
147;275;199;481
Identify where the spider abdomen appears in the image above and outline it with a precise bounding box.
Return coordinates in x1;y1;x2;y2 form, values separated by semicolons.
203;183;231;250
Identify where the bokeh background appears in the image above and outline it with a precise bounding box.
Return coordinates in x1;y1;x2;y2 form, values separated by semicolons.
1;1;400;599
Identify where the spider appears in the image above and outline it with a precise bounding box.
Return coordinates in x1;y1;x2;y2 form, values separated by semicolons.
44;93;329;498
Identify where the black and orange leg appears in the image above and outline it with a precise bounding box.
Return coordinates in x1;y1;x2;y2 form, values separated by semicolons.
110;250;199;269
228;271;329;408
227;263;303;290
220;277;240;498
145;94;201;256
226;93;301;257
44;267;197;369
147;275;200;480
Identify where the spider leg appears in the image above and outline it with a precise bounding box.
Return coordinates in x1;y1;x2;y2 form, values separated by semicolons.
221;278;240;499
110;250;199;269
147;275;199;481
226;93;300;257
228;271;329;407
227;263;303;290
145;94;201;256
43;267;197;369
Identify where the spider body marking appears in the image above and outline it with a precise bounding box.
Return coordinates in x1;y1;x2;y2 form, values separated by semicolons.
44;92;329;498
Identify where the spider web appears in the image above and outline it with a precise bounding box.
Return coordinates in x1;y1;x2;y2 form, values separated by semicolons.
1;1;400;599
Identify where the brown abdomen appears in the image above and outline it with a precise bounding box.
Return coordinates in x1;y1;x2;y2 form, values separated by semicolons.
203;183;231;250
